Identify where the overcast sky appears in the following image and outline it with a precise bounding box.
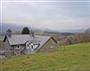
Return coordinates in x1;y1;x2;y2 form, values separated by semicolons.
0;0;90;32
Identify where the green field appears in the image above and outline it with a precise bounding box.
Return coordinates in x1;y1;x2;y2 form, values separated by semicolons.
0;42;90;71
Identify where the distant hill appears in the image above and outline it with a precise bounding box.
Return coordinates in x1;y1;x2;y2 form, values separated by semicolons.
43;30;74;36
0;23;24;33
85;28;90;33
0;23;87;35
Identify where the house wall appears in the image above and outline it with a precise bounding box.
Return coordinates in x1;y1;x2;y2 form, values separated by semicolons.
4;39;13;57
39;38;57;52
4;39;30;56
4;40;26;56
13;45;25;55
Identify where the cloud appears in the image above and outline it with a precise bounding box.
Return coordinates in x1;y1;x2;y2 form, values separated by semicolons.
1;0;90;1
32;17;89;31
1;1;90;32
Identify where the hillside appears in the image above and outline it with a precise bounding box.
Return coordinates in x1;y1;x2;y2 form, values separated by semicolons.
0;42;90;71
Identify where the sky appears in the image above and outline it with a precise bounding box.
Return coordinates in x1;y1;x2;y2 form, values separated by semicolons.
0;0;90;32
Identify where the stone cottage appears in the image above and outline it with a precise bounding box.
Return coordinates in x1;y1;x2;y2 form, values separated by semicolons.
3;34;57;57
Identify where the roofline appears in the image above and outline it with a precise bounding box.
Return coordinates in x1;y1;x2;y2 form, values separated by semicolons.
3;35;11;46
36;36;57;52
3;34;57;46
3;35;7;42
50;37;57;44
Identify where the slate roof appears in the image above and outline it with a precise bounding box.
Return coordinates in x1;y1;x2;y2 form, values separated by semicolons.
5;35;51;46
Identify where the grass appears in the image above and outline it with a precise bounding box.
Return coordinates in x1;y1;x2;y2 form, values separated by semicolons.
0;42;90;71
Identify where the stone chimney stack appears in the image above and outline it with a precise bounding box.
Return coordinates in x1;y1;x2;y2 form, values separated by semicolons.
30;29;35;40
6;29;12;37
31;31;35;38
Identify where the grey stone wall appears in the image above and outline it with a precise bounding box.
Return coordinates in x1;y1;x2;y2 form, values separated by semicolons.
4;39;13;57
39;38;57;52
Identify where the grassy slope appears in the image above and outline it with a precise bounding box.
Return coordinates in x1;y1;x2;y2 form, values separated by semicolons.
0;42;90;71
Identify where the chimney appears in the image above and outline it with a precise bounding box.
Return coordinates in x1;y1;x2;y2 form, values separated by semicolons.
31;31;35;38
6;29;12;37
30;29;35;38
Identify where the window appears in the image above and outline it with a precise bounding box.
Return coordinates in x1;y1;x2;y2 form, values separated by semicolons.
33;44;40;50
16;45;20;49
50;46;54;49
25;41;40;51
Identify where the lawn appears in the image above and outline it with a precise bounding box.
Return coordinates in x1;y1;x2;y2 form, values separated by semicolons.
0;42;90;71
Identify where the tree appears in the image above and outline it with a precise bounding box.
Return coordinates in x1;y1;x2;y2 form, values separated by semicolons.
21;27;30;34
